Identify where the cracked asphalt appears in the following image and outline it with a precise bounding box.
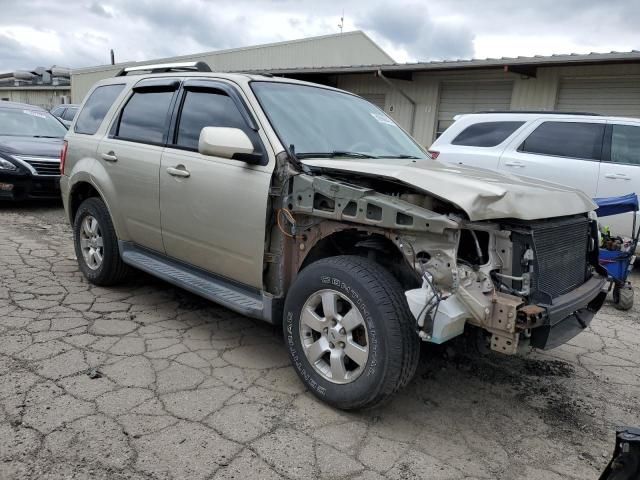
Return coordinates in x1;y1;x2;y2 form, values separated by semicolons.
1;201;639;480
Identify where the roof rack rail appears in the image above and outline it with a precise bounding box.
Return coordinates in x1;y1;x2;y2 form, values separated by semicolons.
475;110;602;116
116;61;212;77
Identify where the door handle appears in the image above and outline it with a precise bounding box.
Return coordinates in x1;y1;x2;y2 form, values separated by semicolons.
166;165;190;178
604;173;631;180
504;161;525;167
101;151;117;162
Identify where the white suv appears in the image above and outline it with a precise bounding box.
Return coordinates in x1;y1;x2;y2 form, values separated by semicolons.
430;112;640;236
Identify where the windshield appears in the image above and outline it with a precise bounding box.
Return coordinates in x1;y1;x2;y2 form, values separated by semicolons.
0;108;67;137
251;82;427;159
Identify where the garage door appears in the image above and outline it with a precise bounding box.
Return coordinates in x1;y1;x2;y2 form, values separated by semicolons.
436;81;513;137
557;78;640;117
360;93;386;110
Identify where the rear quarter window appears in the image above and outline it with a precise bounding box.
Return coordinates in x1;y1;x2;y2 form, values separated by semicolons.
75;84;125;135
451;121;524;147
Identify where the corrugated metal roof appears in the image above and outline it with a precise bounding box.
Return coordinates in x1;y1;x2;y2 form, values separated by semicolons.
72;31;394;75
241;50;640;75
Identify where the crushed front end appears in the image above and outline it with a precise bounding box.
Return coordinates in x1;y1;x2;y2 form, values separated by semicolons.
405;212;607;354
283;168;607;355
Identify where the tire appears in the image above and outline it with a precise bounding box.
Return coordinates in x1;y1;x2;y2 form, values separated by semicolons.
73;197;129;286
283;255;420;410
613;284;634;311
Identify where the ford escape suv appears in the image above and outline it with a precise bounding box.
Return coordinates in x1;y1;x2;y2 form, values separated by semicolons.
61;62;607;409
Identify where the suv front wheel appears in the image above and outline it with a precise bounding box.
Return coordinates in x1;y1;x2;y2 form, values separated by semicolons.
284;255;420;410
73;197;129;286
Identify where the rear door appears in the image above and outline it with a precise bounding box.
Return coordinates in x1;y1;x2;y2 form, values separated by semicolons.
96;78;179;253
159;79;273;288
596;121;640;236
498;119;605;196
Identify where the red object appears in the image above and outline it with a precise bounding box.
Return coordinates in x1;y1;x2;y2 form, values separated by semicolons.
427;149;439;160
60;140;68;174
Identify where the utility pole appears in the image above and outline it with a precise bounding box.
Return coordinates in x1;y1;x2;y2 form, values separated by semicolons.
110;49;115;65
338;10;344;33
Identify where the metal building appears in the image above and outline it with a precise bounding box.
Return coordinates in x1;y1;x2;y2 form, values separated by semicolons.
70;31;394;102
0;66;71;109
265;51;640;146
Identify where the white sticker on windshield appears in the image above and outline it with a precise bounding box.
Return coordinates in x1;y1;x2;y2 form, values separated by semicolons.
23;110;47;119
370;112;394;125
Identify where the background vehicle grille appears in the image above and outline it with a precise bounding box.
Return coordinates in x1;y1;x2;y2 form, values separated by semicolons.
510;215;590;303
23;158;60;176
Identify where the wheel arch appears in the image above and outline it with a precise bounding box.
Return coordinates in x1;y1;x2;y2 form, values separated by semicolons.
69;181;101;224
67;175;125;240
297;227;420;291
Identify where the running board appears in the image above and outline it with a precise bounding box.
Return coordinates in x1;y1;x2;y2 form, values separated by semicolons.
119;242;271;322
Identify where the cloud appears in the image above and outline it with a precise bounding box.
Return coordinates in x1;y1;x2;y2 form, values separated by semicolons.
357;3;474;60
0;0;637;72
88;2;113;18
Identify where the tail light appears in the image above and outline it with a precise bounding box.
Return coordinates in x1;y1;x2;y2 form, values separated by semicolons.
60;140;68;174
427;150;439;160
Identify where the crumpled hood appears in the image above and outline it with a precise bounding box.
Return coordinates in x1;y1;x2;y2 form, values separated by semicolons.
302;158;597;221
0;136;63;158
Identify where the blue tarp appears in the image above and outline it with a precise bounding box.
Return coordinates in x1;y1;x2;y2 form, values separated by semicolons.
593;193;639;217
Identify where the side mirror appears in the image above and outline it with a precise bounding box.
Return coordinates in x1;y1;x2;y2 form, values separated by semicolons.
198;126;257;161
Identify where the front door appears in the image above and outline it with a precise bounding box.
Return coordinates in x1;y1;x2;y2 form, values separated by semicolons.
596;122;640;236
159;81;273;288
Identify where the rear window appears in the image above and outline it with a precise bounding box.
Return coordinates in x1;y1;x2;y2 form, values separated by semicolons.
75;84;125;135
520;121;605;160
115;91;174;144
451;121;524;147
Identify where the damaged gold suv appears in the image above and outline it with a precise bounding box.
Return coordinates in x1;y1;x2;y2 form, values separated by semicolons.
61;62;607;409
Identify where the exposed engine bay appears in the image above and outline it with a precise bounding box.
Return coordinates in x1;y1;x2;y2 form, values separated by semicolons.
266;160;607;354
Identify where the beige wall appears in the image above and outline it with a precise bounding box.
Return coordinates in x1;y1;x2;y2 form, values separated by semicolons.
0;88;71;110
71;31;394;103
337;63;640;147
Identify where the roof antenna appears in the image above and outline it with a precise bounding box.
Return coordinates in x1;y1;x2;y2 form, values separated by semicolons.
338;10;344;33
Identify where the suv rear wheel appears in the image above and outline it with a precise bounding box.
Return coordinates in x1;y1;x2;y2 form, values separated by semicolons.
284;255;420;410
73;197;129;286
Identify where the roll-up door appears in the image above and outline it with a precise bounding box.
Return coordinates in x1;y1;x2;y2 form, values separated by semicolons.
360;93;386;110
557;77;640;117
436;81;513;137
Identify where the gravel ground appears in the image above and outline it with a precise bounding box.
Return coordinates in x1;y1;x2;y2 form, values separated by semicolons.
0;201;639;480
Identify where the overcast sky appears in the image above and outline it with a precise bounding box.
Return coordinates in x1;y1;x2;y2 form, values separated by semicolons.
0;0;638;71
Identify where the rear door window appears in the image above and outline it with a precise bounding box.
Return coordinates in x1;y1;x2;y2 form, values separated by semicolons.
451;121;524;147
609;124;640;165
75;84;125;135
519;121;605;160
115;91;174;144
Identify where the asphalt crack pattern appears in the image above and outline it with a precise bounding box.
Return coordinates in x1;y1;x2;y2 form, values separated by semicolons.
0;203;639;479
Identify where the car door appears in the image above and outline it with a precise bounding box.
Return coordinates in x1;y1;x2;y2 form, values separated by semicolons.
96;78;179;253
596;121;640;236
159;79;273;288
498;119;605;196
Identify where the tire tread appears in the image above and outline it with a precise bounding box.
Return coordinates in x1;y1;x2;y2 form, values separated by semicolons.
74;197;129;286
293;255;420;409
